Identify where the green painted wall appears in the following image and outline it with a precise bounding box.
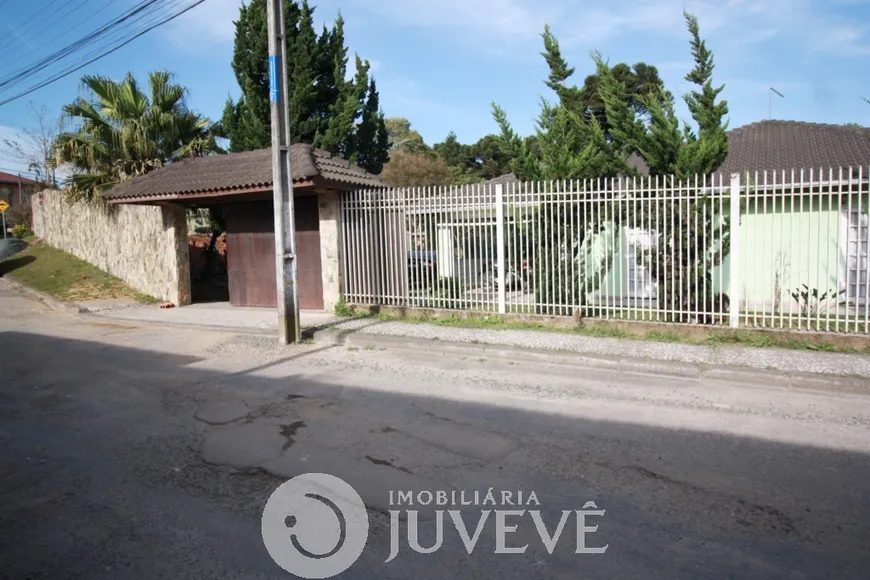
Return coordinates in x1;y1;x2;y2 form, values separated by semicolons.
581;193;867;314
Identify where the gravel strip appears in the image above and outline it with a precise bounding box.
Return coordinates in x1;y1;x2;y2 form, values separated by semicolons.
331;318;870;378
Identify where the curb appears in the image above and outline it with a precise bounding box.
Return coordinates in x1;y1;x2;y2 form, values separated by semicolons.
79;311;279;336
312;328;870;394
2;276;86;314
8;273;865;394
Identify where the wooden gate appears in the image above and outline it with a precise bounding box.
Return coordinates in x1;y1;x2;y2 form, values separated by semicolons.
294;196;323;309
225;196;323;309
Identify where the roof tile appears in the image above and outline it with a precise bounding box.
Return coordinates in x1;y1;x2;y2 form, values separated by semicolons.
720;120;870;176
102;143;386;200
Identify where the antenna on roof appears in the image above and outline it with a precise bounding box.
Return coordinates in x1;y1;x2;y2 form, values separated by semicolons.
769;87;785;120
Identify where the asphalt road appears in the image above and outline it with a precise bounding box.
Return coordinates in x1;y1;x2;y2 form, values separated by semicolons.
1;279;869;579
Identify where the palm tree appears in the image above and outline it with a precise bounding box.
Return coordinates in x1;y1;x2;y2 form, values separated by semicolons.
54;70;221;202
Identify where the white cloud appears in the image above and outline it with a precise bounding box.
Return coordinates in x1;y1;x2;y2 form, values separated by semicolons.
162;0;245;49
0;125;31;176
157;0;870;62
334;0;869;60
156;0;870;70
359;0;548;40
810;25;870;56
379;77;456;118
0;124;72;183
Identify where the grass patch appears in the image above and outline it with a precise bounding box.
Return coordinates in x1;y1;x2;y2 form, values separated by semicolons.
334;299;375;319
0;242;158;304
704;330;844;352
644;330;688;343
370;310;865;354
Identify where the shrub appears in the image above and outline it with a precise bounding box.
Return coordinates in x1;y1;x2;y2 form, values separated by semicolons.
430;276;469;309
5;203;32;228
334;298;356;317
10;223;32;239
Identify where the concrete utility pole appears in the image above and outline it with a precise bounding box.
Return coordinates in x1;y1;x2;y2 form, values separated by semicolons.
266;0;301;344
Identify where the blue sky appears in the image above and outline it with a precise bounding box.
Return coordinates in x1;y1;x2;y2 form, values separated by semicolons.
1;0;869;177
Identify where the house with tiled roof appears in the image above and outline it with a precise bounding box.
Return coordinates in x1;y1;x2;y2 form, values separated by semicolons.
623;120;870;177
601;120;870;312
719;120;870;176
0;171;40;208
32;121;870;319
441;121;870;315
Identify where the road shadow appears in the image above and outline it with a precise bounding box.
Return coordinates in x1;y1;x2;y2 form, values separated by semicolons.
0;329;868;580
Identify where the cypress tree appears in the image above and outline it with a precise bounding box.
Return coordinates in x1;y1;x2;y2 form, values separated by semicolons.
221;0;389;172
596;11;731;320
355;78;390;175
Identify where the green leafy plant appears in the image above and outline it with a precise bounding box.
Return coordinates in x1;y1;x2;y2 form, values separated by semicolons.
334;298;356;317
10;223;32;239
430;276;468;309
790;284;844;318
54;71;222;202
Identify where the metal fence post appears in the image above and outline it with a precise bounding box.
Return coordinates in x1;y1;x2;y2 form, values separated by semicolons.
495;184;506;314
729;172;741;328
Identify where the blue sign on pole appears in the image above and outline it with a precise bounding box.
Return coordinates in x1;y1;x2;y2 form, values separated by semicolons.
269;55;279;102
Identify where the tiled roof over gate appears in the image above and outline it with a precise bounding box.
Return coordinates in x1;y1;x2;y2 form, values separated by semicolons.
102;143;387;201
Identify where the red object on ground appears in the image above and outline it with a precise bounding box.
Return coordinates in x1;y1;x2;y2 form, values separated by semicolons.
159;303;175;309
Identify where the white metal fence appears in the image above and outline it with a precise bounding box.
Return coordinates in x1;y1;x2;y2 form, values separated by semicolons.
340;167;870;334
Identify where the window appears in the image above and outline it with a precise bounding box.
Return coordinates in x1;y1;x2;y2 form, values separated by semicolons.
843;207;869;306
625;228;658;299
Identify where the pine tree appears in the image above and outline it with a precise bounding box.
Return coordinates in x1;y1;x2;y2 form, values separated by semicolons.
221;0;389;172
287;1;319;143
596;11;730;320
540;25;583;116
314;14;347;135
355;78;390;174
221;0;271;152
433;132;466;168
316;55;368;156
597;13;728;178
493;101;616;313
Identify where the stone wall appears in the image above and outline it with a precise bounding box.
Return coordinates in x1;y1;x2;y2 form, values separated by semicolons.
31;190;191;305
318;191;341;311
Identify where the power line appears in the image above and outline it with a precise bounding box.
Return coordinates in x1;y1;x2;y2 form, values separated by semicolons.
4;1;93;59
3;0;106;63
0;0;208;107
31;0;187;78
0;166;42;177
0;0;194;99
3;0;76;55
10;0;69;35
0;1;164;90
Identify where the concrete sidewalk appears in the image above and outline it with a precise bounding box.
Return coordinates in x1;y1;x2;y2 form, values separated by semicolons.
88;302;341;332
88;301;870;384
318;318;870;383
